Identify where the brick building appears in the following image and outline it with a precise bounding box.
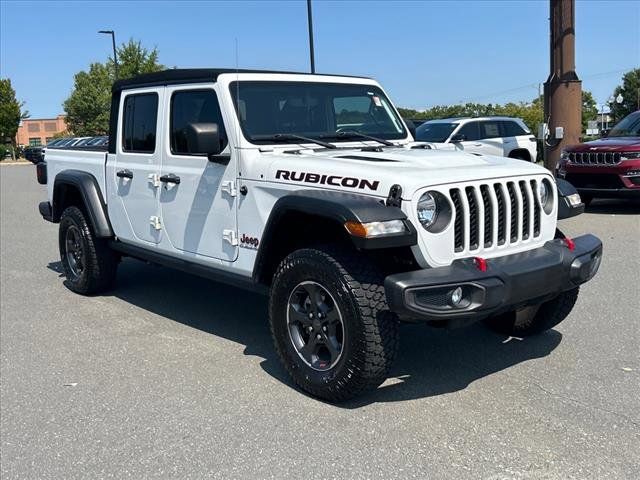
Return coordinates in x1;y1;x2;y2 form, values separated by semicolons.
15;115;68;147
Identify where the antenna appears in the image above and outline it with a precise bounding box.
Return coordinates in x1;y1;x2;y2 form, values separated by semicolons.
235;38;240;155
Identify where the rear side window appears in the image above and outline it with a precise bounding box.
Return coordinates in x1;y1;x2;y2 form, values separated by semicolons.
170;89;226;155
501;120;528;137
457;121;480;141
122;93;158;153
479;121;501;139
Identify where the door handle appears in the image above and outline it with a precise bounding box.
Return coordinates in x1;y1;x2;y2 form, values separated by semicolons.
160;173;181;185
116;169;133;179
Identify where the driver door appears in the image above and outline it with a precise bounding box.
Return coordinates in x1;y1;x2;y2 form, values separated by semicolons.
157;85;238;262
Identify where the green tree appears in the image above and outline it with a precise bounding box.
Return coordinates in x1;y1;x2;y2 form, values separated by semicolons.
0;78;28;149
107;39;163;79
63;63;113;135
610;68;640;122
581;90;598;130
63;38;164;135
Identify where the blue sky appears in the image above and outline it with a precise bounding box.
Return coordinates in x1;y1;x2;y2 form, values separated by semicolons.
1;0;638;118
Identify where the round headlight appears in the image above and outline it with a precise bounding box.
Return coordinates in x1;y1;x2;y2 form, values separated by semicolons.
417;192;437;228
538;180;548;206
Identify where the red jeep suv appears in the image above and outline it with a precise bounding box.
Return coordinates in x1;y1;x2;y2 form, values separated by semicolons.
559;110;640;204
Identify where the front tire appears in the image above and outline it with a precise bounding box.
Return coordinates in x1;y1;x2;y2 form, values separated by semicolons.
483;288;579;336
59;206;118;295
269;247;399;402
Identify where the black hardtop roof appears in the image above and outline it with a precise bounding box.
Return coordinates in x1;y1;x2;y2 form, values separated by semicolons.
112;68;370;92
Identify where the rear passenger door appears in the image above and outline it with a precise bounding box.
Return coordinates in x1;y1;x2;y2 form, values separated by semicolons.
477;120;505;156
158;85;238;262
108;88;164;245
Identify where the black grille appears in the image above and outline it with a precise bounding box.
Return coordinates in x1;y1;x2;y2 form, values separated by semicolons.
564;173;625;189
480;185;492;247
465;186;479;250
494;184;506;245
451;189;464;252
507;182;518;242
449;179;546;254
519;181;530;240
568;151;621;165
532;180;541;236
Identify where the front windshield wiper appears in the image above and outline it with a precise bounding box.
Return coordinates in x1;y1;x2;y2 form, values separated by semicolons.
333;130;396;147
270;133;337;149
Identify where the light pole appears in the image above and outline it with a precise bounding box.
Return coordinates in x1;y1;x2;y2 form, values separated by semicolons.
307;0;315;73
99;30;118;79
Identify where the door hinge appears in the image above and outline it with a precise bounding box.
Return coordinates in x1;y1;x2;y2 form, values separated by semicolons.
149;216;162;230
148;173;161;188
221;180;237;197
222;229;238;246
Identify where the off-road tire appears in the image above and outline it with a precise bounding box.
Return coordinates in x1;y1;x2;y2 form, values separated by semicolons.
269;247;399;402
484;287;579;337
59;206;118;295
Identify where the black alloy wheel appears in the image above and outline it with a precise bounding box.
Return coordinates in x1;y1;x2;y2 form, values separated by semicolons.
64;224;85;279
287;281;345;371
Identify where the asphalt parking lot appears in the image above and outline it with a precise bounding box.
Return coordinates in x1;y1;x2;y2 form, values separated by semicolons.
1;163;639;479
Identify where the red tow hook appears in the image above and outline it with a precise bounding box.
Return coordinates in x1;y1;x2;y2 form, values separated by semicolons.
473;257;488;272
562;237;576;251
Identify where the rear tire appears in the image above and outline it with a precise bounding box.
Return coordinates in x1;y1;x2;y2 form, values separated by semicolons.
59;206;118;295
269;246;399;402
483;288;579;336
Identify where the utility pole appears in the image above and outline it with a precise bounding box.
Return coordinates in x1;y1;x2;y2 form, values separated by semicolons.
307;0;315;73
543;0;582;172
99;30;119;79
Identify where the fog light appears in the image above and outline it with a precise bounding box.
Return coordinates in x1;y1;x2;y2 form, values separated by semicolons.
448;287;463;307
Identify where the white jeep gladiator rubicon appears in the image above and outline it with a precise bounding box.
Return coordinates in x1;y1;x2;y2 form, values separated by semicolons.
37;69;602;402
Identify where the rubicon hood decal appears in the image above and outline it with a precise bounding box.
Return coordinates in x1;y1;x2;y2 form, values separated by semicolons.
275;169;380;191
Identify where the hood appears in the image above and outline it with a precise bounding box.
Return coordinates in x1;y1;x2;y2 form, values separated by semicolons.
567;136;640;152
262;147;551;199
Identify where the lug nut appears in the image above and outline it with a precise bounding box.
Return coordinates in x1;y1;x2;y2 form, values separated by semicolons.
322;326;327;332
309;313;314;319
316;334;321;340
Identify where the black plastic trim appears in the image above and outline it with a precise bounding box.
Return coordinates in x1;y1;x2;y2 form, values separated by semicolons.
556;178;585;219
112;68;370;93
39;201;53;222
110;241;266;294
385;234;602;322
53;170;113;238
252;190;417;282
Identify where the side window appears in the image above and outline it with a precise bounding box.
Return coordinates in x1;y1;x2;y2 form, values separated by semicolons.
457;122;480;141
501;120;527;137
122;93;158;153
479;121;501;139
170;90;226;155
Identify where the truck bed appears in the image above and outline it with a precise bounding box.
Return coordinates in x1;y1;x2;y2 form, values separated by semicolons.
44;147;109;205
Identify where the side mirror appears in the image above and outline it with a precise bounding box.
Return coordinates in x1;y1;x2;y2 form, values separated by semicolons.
403;118;416;138
186;123;227;161
450;133;466;143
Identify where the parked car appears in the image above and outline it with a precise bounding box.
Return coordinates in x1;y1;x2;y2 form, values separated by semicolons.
415;116;538;161
37;68;600;402
559;111;640;204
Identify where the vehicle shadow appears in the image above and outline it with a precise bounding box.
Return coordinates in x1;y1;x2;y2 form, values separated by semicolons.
48;258;563;406
585;198;640;215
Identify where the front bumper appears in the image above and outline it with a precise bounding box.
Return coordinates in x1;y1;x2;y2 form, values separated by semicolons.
385;234;602;323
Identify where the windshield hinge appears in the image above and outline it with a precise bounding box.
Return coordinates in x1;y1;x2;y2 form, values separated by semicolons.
386;184;403;208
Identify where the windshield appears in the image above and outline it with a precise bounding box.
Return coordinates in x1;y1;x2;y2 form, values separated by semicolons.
608;111;640;137
415;122;458;142
230;81;406;144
